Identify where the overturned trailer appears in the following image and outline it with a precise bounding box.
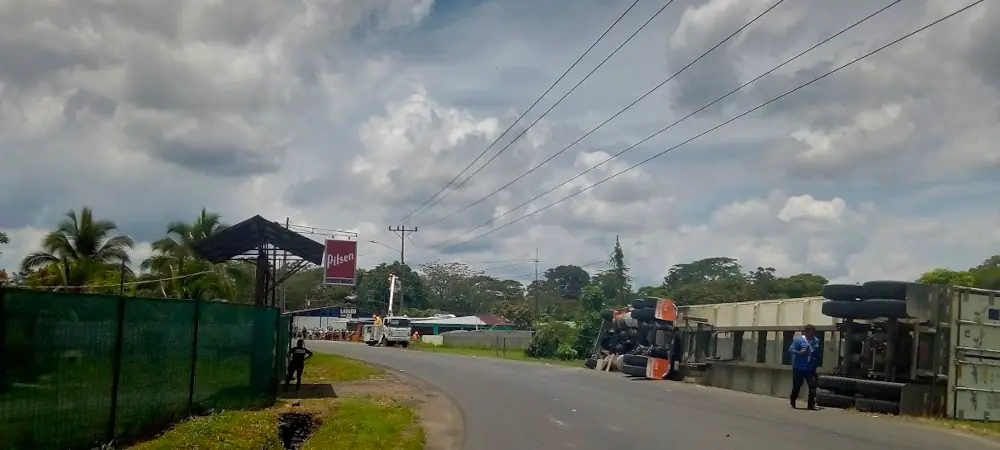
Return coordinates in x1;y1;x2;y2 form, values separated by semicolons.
585;298;686;380
817;282;1000;420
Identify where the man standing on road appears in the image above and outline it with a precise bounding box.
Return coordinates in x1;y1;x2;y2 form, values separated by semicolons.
286;339;313;391
789;324;820;410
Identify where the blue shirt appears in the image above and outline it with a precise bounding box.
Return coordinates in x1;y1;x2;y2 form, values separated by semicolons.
789;335;820;371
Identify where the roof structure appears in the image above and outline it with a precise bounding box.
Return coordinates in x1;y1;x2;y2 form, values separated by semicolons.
190;215;324;264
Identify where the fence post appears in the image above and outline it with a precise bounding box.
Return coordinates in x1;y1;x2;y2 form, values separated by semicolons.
0;286;7;393
107;295;127;441
187;298;202;414
503;337;507;357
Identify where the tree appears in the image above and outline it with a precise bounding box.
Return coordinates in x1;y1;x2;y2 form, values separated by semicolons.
917;268;976;286
746;266;778;300
139;209;249;301
662;257;746;304
543;265;591;299
579;284;606;312
279;266;354;311
0;231;9;257
419;260;482;312
20;207;134;290
492;300;533;329
773;273;827;298
356;262;427;314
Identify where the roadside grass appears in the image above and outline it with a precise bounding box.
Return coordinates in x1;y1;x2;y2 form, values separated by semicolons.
914;417;1000;437
127;354;420;450
409;341;585;367
301;397;424;450
128;410;283;450
302;353;384;382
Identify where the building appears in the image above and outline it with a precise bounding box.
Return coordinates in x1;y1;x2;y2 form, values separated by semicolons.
284;306;375;330
410;314;513;336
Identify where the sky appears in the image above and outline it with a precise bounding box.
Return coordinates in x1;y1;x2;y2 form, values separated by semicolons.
0;0;998;288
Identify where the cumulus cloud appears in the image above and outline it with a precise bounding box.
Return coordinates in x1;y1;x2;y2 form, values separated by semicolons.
2;0;999;289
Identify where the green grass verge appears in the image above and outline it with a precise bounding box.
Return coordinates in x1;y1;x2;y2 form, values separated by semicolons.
302;353;384;383
301;398;424;450
129;355;420;450
409;341;585;367
128;410;283;450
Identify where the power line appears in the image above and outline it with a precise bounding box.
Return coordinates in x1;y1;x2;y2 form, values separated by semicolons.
396;0;643;224
421;0;786;228
417;0;679;225
435;0;980;250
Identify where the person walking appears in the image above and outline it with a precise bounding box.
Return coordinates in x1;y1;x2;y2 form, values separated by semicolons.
285;339;313;391
789;324;820;410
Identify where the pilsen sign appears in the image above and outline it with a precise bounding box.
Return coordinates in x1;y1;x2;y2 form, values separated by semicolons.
324;239;358;286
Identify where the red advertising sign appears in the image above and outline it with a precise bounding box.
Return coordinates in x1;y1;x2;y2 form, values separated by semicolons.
324;239;357;286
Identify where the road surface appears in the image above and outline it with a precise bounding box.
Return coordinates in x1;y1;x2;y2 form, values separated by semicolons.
310;341;1000;450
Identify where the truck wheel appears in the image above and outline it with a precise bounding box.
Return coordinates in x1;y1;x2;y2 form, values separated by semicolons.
822;284;864;301
401;341;409;349
631;298;657;309
860;281;909;300
816;389;854;409
619;364;646;377
817;376;857;396
853;379;904;401
584;358;598;369
379;337;387;347
855;397;900;415
622;355;648;367
366;341;376;347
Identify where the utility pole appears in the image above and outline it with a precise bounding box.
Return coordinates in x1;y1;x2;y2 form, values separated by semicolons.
534;248;539;318
389;225;417;316
388;226;418;265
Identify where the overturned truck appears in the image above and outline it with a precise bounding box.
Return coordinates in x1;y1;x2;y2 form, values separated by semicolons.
584;298;685;380
818;281;1000;419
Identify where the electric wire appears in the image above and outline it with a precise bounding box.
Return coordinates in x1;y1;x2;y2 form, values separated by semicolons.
396;0;643;223
421;0;787;227
416;0;680;224
435;0;982;250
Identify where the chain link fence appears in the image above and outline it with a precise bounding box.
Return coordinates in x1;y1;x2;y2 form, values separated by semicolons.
0;287;291;450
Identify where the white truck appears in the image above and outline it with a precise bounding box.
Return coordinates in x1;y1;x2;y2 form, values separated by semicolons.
363;274;413;347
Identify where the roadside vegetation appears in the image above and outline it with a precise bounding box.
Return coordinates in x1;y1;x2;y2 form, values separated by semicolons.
126;353;423;450
409;341;583;367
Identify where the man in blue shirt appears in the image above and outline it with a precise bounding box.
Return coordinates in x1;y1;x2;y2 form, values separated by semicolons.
788;324;820;410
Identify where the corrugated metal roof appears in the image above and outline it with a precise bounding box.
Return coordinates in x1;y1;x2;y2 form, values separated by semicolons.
411;315;487;326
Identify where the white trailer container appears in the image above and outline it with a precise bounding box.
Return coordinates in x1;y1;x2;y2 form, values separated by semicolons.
938;286;1000;420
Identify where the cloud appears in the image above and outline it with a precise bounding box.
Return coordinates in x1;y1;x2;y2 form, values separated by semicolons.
2;0;999;291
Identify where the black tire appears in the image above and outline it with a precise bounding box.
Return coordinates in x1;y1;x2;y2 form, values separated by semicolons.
823;284;864;301
400;341;409;349
816;389;855;409
854;379;903;401
622;354;648;366
600;309;615;320
817;376;857;396
855;397;899;415
648;346;670;359
631;308;655;322
584;358;598;369
366;341;376;347
631;298;658;309
861;281;909;300
821;299;909;319
620;363;646;377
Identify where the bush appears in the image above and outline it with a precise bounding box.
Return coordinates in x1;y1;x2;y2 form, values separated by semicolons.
555;344;578;361
523;320;576;359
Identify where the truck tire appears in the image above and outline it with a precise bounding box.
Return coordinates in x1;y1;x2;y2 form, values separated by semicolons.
855;397;900;415
822;284;864;301
400;341;409;349
622;355;648;366
631;298;658;309
853;379;903;401
600;309;615;320
584;358;598;369
821;299;909;319
620;364;646;377
816;389;855;409
630;307;655;322
861;281;909;300
817;376;857;396
366;341;376;347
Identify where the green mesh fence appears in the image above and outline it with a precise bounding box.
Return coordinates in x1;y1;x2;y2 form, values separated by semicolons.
0;287;284;450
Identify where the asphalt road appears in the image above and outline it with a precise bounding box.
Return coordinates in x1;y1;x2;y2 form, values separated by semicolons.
310;341;1000;450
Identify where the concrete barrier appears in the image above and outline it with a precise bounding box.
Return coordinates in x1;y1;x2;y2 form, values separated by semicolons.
439;330;533;349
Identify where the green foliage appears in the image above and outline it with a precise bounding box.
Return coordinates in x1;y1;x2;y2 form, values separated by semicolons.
572;309;603;359
650;257;828;305
544;265;592;299
355;262;427;313
523;320;575;359
491;300;533;329
917;256;1000;290
917;268;976;286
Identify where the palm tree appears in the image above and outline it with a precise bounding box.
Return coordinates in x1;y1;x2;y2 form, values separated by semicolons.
20;208;135;290
141;209;248;301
